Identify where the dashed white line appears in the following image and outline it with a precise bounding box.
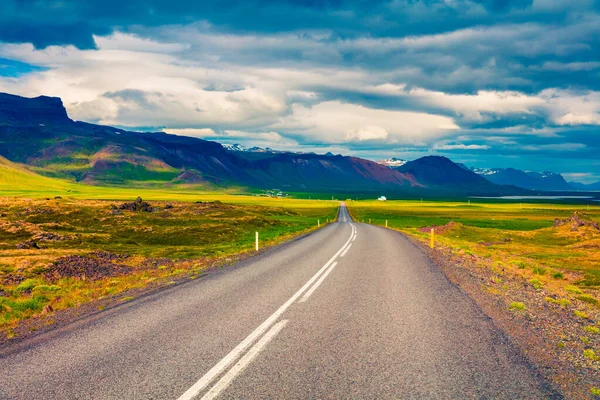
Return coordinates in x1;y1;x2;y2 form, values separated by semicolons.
201;320;289;400
177;216;355;400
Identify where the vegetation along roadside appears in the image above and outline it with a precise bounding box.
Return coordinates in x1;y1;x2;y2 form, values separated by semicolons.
0;195;338;343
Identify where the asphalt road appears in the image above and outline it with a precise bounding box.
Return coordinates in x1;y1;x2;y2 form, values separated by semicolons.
0;204;558;399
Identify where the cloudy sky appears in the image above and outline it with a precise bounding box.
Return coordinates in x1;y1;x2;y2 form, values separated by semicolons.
1;1;599;182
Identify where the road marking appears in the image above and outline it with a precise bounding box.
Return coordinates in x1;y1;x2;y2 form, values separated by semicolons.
340;243;352;258
299;262;338;303
201;320;289;400
177;218;355;400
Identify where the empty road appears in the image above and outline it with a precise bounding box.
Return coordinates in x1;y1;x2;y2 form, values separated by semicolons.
0;204;557;399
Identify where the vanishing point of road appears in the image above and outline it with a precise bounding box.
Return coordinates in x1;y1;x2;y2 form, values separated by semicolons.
0;204;559;399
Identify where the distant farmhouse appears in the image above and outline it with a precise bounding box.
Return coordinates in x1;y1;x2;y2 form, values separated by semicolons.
265;189;287;198
378;196;387;201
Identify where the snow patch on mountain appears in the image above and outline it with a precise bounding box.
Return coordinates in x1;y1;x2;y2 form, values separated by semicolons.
378;158;408;168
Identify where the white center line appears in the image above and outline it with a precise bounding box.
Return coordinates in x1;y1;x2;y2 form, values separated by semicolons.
298;261;338;303
340;243;352;258
201;320;289;400
177;217;355;400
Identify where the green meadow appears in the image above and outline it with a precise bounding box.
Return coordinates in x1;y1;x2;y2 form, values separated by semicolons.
347;199;600;292
0;159;338;336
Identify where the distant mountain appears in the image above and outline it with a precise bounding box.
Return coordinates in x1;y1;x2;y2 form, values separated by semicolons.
222;143;248;152
569;181;600;191
0;92;423;193
0;93;70;126
396;156;516;195
473;168;573;191
378;158;408;168
0;92;529;196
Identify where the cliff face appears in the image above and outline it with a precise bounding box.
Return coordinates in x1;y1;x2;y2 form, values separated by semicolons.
0;93;71;126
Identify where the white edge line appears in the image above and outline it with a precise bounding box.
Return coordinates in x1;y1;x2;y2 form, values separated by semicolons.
298;261;338;303
177;220;355;400
201;320;289;400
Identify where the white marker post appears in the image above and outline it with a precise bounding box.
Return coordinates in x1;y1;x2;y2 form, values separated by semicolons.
255;232;259;251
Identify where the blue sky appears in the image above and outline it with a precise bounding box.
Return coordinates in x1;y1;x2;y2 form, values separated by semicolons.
1;0;599;182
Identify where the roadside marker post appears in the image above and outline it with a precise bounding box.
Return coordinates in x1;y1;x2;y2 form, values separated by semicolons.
255;232;259;251
430;228;435;249
385;220;388;227
369;219;371;224
318;220;320;227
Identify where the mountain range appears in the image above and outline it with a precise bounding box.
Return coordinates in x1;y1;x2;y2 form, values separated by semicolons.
378;159;599;192
0;91;561;197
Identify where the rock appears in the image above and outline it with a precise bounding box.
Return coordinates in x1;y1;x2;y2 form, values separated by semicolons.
118;197;154;212
16;240;40;249
32;232;67;242
0;212;5;217
111;210;121;215
553;212;599;231
42;305;54;314
54;196;62;199
165;204;173;209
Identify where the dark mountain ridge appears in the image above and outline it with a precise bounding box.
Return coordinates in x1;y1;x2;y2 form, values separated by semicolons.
472;167;574;191
0;92;526;195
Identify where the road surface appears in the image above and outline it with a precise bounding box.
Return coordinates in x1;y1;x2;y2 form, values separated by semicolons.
0;204;558;399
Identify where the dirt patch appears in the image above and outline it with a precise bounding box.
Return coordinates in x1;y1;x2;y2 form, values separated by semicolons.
44;252;132;281
417;221;460;234
16;240;40;249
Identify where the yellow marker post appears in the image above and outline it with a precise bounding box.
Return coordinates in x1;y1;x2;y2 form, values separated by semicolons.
430;228;435;249
385;220;388;228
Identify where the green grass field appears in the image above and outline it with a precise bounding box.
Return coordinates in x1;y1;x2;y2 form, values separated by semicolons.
348;199;600;290
0;159;339;336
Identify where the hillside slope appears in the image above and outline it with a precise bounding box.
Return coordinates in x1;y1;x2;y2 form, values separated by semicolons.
0;92;526;195
0;92;421;193
397;156;523;195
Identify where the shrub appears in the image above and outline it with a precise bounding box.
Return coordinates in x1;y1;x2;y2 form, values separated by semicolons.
565;285;583;294
583;349;598;361
510;302;526;311
591;387;600;397
574;310;589;319
15;279;39;293
552;272;564;279
584;326;600;334
532;266;547;275
576;294;599;306
545;297;570;306
529;278;543;290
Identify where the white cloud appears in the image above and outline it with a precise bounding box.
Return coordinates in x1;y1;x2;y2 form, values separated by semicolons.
272;101;459;144
433;142;490;150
